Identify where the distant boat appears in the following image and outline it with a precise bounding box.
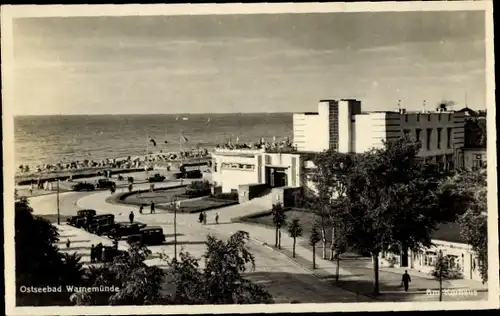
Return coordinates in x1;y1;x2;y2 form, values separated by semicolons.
182;117;189;121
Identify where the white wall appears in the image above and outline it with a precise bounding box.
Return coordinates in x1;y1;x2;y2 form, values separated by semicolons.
293;113;329;152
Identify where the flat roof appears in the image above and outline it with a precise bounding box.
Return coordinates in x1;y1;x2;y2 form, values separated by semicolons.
303;112;319;115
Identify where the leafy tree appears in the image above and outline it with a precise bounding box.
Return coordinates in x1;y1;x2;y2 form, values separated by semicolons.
464;117;487;149
163;231;273;304
15;198;85;306
459;210;487;283
309;224;322;269
287;218;303;258
73;243;165;305
305;150;356;260
271;202;287;249
330;136;460;294
431;252;452;301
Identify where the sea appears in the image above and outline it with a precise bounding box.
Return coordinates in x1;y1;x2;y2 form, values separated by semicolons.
14;113;293;167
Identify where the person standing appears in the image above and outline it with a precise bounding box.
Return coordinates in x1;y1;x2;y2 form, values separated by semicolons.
66;238;71;249
199;212;204;224
129;211;134;224
402;270;411;292
215;213;219;224
203;212;207;225
90;244;95;263
151;202;155;214
139;204;143;214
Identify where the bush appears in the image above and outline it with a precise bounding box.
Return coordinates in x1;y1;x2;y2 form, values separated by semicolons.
212;192;239;201
185;180;211;198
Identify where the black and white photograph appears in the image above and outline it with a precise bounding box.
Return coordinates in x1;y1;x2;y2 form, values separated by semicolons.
2;2;498;315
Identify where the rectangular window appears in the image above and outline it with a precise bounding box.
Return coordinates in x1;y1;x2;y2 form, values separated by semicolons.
426;128;432;150
405;114;408;122
437;128;442;149
416;114;420;122
448;113;452;121
416;129;422;142
438;113;442;121
403;129;411;135
447;127;452;148
428;114;431;122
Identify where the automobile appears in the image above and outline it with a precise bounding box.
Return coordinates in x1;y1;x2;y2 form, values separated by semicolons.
126;226;165;246
87;214;115;233
107;222;147;240
96;179;116;189
71;182;96;192
100;246;126;263
148;173;166;183
66;209;97;227
185;170;202;179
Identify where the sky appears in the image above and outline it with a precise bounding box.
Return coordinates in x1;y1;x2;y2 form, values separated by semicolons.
11;11;487;115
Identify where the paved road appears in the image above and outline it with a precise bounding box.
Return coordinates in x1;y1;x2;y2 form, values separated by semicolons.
29;186;367;303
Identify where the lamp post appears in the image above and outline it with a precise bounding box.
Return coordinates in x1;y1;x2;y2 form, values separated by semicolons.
57;177;60;225
172;196;178;261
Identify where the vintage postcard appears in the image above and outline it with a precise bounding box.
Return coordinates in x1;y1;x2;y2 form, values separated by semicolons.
2;2;498;315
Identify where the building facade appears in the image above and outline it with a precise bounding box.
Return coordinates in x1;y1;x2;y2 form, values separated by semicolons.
211;148;304;193
212;99;466;193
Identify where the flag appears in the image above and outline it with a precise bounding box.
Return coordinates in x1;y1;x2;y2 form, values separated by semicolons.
149;137;157;147
181;134;188;143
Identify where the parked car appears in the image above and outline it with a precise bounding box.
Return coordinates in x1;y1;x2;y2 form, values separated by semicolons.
148;173;166;183
87;214;115;233
100;246;126;263
96;179;116;189
126;226;166;246
107;222;147;240
71;182;96;192
67;209;97;227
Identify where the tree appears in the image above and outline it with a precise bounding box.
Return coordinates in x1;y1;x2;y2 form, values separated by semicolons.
73;243;166;305
330;136;460;295
271;203;287;249
443;169;488;283
431;252;452;301
287;218;303;258
15;198;85;306
163;231;273;304
305;150;356;261
309;224;322;269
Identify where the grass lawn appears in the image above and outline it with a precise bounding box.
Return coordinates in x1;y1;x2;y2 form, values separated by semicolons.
242;209;333;246
122;187;188;205
160;197;238;213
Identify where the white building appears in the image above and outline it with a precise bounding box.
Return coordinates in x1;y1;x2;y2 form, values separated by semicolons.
379;223;483;282
212;99;466;194
293;99;465;168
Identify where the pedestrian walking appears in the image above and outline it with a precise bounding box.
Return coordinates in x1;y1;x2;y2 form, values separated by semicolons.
90;244;95;263
151;202;156;214
215;213;219;224
401;270;411;292
203;212;207;225
66;238;71;249
199;212;204;224
139;204;143;214
129;211;134;223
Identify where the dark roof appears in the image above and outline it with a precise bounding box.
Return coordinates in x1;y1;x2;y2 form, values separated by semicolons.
431;222;466;244
141;226;162;231
457;107;479;116
303;112;319;115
